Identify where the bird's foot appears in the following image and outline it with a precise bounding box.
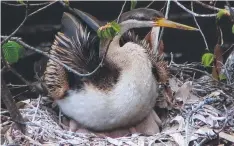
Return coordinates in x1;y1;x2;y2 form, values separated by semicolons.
61;110;161;138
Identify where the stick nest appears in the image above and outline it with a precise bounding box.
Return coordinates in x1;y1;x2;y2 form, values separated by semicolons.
1;63;234;146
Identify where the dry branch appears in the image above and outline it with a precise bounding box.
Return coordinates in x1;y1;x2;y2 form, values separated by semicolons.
172;0;217;17
1;80;26;134
194;1;221;11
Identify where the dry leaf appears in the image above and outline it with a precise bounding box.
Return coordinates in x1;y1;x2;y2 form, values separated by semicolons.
173;81;193;106
186;93;199;104
192;114;207;123
170;133;185;146
203;105;221;116
171;116;185;131
195;127;234;143
137;137;145;146
106;137;123;145
123;141;138;146
168;77;181;92
219;131;234;143
16;99;30;109
195;127;216;137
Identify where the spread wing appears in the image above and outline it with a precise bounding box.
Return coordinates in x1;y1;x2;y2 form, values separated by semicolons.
44;12;100;99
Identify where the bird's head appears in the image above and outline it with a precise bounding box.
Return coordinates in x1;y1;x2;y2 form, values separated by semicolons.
121;8;199;32
98;8;198;37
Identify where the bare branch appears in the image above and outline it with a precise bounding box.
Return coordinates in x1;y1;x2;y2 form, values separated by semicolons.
28;1;58;17
1;1;58;46
2;1;50;7
145;1;155;8
172;0;217;17
155;0;171;54
191;2;209;51
1;79;26;134
225;1;234;23
194;1;221;11
1;3;29;46
117;1;127;23
1;36;111;78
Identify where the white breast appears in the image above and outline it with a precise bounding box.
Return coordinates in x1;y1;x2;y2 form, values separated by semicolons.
56;42;158;131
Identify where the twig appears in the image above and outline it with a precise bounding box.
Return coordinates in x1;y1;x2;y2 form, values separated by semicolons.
225;1;234;23
23;134;42;146
216;105;228;134
185;98;220;145
2;1;50;7
1;1;57;46
1;3;29;46
172;0;217;17
155;0;171;54
1;79;26;134
7;67;32;88
160;1;168;12
217;26;224;45
7;84;28;87
171;62;216;81
197;138;209;146
28;1;58;17
1;36;112;77
12;90;29;99
194;1;220;11
32;95;42;122
191;2;209;51
117;0;127;23
145;0;155;8
169;52;174;67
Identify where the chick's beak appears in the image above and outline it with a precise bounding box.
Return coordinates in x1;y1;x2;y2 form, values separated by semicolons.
154;18;199;31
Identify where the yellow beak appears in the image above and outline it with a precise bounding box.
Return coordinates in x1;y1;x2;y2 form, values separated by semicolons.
155;18;199;31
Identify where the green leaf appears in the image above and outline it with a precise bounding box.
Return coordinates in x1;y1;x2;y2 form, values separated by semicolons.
2;41;24;64
219;74;226;80
201;53;214;67
110;21;121;33
130;0;137;10
232;25;234;34
17;0;25;4
97;21;121;39
97;29;102;38
216;9;229;20
63;0;69;6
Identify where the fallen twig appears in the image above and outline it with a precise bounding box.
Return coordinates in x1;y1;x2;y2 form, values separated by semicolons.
185;97;220;145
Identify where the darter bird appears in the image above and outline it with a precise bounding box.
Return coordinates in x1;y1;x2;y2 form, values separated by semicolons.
43;8;198;137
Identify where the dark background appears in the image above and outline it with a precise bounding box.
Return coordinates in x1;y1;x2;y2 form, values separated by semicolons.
1;1;234;82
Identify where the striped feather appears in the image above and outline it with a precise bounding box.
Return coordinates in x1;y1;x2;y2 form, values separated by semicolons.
44;12;99;99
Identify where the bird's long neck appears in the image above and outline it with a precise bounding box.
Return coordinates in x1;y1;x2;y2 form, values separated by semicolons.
105;20;154;69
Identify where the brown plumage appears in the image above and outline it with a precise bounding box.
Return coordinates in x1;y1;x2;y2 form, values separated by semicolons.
42;8;198;136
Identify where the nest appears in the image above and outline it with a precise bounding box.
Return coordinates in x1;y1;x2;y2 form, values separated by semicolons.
1;63;234;146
